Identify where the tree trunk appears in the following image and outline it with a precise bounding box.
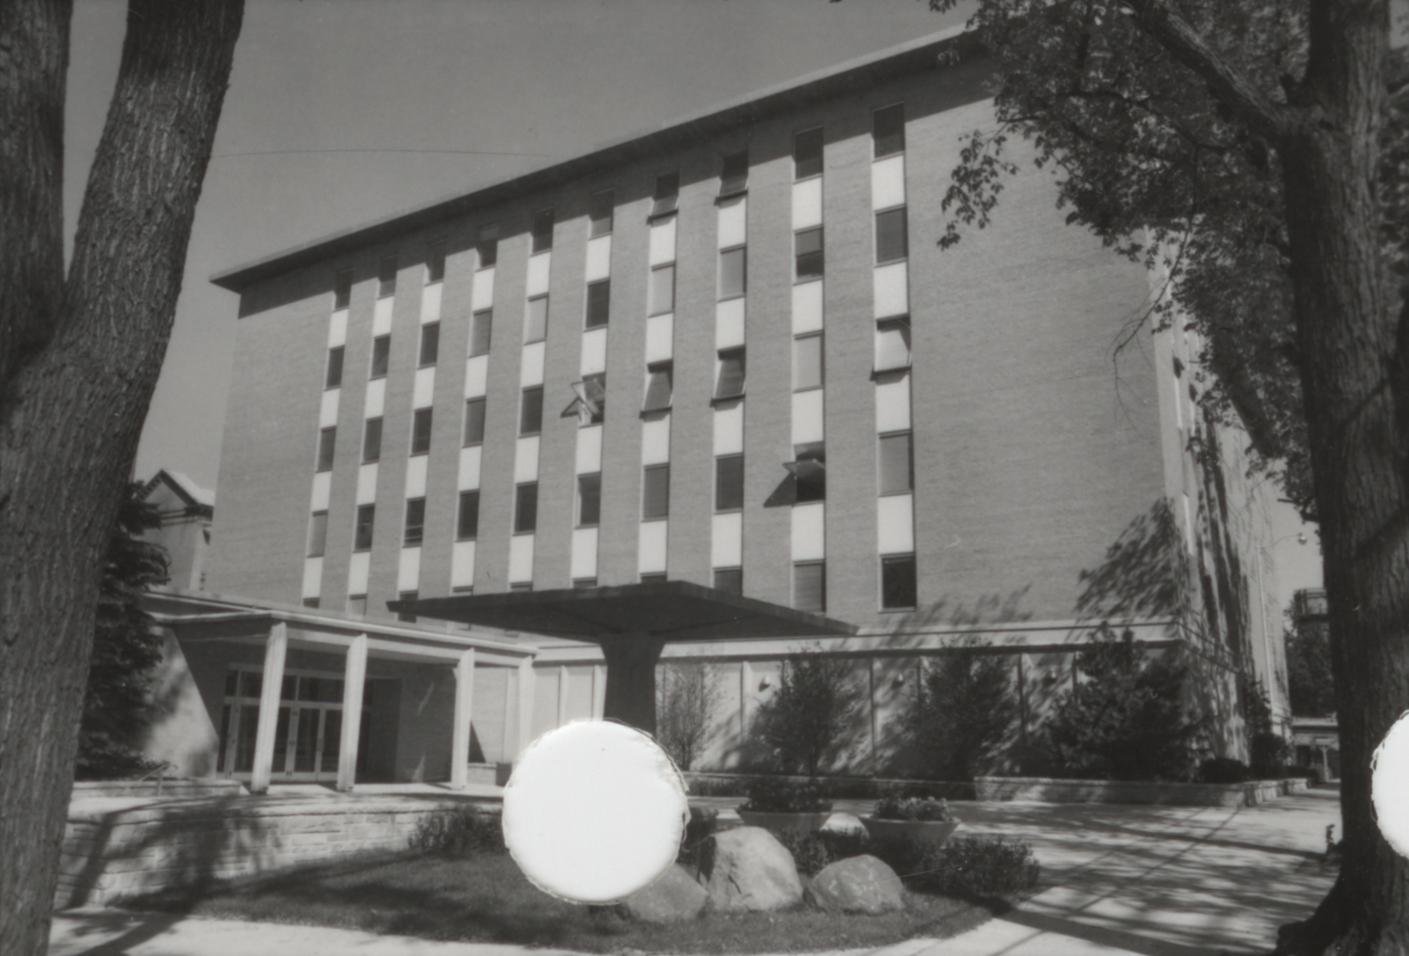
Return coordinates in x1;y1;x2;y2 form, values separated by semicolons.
0;2;242;953
1275;3;1409;953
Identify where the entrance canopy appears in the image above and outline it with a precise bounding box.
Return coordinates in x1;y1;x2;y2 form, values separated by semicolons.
394;581;856;732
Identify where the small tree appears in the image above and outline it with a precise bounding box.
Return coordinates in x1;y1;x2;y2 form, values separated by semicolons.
76;483;169;779
1046;626;1200;781
910;641;1016;781
1286;610;1335;718
1239;671;1291;778
751;648;862;778
656;662;718;771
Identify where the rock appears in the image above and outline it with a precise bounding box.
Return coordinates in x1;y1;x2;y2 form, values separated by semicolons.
620;864;708;923
820;812;867;838
805;855;906;914
697;826;803;912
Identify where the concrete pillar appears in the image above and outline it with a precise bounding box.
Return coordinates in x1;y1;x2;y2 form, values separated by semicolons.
591;664;606;718
250;622;288;794
450;649;476;790
556;665;569;727
337;634;368;792
599;635;665;734
516;658;536;757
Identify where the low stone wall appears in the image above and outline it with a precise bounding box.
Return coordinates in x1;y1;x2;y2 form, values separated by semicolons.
71;779;245;800
975;775;1306;807
56;794;498;908
683;772;975;801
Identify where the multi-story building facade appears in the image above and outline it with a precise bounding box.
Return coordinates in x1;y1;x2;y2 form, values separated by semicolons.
186;28;1285;785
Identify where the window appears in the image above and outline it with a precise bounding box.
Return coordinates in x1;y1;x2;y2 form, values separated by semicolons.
418;321;440;367
457;490;480;540
719;246;746;299
515;482;538;533
585;280;611;329
333;270;352;309
469;309;492;356
302;597;320;609
640;572;667;584
875;317;912;372
362;417;383;463
650;171;679;219
347;594;368;616
463;398;486;445
715;348;746;401
354;504;375;551
879;432;913;495
795;227;824;280
476;224;498;268
790;442;826;503
325;346;344;389
370;335;390;379
403;497;425;546
524;295;548;343
531;209;554;253
793;562;826;613
876;207;908;263
794;127;823;179
520;386;543;435
397;591;418;623
719;150;749;198
411;408;433;455
316;427;336;472
573;577;598;590
577;474;601;527
715;454;744;511
881;554;917;609
643;362;673;414
642;464;670;519
569;374;606;426
873;103;905;158
713;567;743;595
378;256;397;298
589;189;614;237
307;511;328;558
793;334;823;390
426;240;445;283
510;581;535;592
649;264;674;316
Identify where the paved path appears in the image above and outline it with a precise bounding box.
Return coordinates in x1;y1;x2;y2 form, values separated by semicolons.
49;791;1340;956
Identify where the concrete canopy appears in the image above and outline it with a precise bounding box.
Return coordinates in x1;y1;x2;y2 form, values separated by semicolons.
393;580;857;733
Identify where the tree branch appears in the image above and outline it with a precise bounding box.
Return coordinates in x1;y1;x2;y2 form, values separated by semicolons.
1122;0;1289;142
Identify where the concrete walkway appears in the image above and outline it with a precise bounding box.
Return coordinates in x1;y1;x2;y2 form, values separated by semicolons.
50;791;1341;956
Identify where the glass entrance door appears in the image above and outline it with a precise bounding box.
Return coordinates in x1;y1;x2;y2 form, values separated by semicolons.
218;668;372;782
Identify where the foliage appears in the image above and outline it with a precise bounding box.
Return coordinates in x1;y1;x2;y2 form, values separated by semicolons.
1045;626;1200;781
656;663;719;772
684;773;978;801
749;648;863;777
739;778;832;814
908;640;1016;781
873;795;955;822
75;483;170;780
773;828;871;876
1285;612;1335;717
1198;757;1250;784
1237;672;1291;777
677;805;719;867
906;836;1041;900
408;808;505;856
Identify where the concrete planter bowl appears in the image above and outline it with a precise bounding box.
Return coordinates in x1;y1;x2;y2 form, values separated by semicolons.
735;810;831;837
860;817;960;848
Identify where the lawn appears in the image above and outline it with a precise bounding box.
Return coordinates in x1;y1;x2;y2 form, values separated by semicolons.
121;851;1004;953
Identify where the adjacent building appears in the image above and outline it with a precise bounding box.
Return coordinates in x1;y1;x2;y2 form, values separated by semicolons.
168;27;1286;787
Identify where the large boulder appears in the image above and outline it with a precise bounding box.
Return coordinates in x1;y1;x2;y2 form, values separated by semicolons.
620;864;708;923
805;855;906;914
820;811;867;838
697;826;803;912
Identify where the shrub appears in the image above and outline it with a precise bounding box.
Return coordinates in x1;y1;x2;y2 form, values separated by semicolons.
907;638;1017;781
872;795;955;822
677;805;718;866
739;777;832;813
908;836;1040;899
750;649;863;777
774;828;870;875
1250;731;1293;778
1199;757;1250;783
657;663;719;771
409;808;504;856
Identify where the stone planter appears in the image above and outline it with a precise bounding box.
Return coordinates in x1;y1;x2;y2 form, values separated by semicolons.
735;809;830;837
860;816;960;848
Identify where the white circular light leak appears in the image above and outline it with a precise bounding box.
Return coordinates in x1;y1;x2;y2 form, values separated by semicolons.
1372;710;1409;860
501;720;688;903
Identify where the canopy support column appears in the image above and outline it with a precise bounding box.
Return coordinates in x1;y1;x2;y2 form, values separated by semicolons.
336;634;368;792
450;649;475;789
250;622;288;794
599;634;665;734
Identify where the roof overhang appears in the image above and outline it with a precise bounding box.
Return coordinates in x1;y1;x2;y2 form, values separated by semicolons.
393;580;858;644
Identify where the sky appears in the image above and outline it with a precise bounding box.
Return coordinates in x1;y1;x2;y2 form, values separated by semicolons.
64;0;1322;609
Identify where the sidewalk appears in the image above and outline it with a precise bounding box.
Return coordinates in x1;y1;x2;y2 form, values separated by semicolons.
50;792;1340;956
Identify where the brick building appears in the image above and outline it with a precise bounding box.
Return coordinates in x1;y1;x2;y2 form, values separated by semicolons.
171;28;1285;787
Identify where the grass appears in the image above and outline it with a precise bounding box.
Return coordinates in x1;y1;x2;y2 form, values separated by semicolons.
121;850;1005;953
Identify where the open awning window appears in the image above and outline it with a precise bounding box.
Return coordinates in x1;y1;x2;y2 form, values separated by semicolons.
714;348;746;402
643;362;673;414
563;374;606;425
875;316;912;374
784;441;826;502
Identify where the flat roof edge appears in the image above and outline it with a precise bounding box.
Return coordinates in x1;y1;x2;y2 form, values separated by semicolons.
210;24;978;295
